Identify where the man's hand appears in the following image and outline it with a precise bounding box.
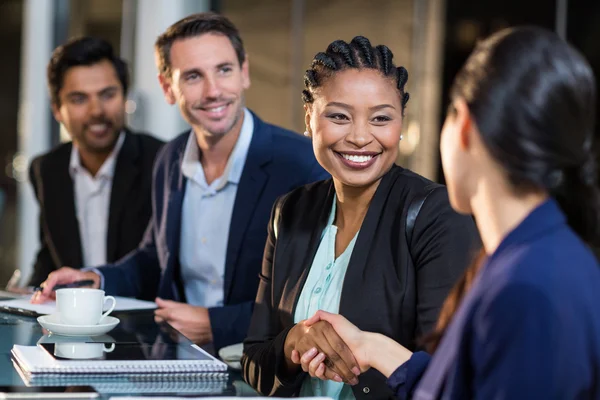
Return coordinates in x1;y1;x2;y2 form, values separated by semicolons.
154;298;213;345
31;267;100;304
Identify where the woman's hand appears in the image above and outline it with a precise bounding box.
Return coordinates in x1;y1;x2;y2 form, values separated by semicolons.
301;310;415;379
300;311;372;373
284;319;360;385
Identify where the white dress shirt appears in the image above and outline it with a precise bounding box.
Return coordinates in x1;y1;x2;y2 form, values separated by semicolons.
69;132;125;267
179;108;254;308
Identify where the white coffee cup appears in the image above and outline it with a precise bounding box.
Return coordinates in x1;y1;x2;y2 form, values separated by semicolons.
56;288;116;326
54;342;115;359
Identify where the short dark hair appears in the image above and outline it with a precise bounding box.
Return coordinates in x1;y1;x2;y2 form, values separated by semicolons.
154;12;245;79
302;36;410;113
47;36;129;106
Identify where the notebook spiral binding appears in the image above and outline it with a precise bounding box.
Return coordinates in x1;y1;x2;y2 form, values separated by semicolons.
90;379;228;394
13;360;229;394
27;361;227;374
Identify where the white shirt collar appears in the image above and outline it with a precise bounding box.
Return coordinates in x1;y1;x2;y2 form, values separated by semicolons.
69;131;126;179
181;108;254;188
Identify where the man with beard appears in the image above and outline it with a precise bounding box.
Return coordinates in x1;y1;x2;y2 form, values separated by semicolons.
33;13;328;352
27;37;164;286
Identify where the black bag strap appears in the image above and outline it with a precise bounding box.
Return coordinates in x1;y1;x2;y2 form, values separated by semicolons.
406;183;441;264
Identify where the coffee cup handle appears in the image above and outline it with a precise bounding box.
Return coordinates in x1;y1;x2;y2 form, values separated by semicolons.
103;343;115;353
101;296;116;320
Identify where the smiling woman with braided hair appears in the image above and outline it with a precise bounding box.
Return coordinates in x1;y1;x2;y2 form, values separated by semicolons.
291;27;600;400
241;36;480;399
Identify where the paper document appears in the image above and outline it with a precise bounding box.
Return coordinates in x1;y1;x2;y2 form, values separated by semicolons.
0;296;156;315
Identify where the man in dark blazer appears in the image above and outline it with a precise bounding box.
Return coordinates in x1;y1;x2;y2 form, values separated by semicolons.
27;37;164;287
34;13;328;351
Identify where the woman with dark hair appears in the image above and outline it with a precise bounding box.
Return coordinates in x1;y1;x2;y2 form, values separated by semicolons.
299;26;600;399
241;36;480;398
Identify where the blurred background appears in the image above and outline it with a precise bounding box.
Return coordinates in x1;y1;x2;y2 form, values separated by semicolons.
0;0;597;286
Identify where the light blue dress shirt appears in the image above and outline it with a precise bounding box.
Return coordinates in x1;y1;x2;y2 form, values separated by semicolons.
294;195;359;400
178;108;254;308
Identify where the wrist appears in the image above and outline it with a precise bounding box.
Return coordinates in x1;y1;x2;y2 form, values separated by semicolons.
363;331;382;369
283;324;298;361
283;325;306;374
84;271;101;289
366;333;413;378
204;307;214;342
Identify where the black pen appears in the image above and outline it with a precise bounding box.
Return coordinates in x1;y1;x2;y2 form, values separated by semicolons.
0;306;40;318
33;279;96;293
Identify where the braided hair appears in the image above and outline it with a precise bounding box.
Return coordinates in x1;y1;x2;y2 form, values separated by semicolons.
302;36;410;112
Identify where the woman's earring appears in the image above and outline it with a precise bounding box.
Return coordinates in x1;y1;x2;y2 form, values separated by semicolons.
400;134;404;140
304;131;310;137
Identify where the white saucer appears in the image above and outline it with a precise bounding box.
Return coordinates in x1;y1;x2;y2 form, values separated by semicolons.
37;333;116;344
37;314;119;336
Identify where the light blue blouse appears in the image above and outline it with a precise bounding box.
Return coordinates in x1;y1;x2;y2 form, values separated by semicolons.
294;195;359;400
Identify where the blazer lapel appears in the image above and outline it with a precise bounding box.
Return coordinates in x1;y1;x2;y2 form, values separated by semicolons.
284;182;335;322
339;167;402;319
167;147;186;265
223;114;270;302
106;131;140;262
162;138;187;301
42;145;83;267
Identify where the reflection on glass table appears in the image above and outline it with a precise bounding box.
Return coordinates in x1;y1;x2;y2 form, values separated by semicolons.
0;310;258;398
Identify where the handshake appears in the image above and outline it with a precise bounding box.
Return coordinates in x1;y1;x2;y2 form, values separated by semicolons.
281;311;412;385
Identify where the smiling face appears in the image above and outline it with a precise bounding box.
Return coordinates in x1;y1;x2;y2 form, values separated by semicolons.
52;59;125;154
158;33;250;139
305;68;403;188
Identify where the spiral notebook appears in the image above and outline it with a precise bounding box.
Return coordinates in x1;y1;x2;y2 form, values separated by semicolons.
12;360;229;395
12;343;228;376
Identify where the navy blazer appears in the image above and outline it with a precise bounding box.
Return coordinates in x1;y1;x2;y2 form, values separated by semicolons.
98;111;329;350
389;199;600;399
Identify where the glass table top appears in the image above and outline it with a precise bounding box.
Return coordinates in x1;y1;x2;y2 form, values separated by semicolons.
0;310;258;398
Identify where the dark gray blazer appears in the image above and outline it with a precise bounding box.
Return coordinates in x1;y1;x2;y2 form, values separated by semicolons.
28;130;164;286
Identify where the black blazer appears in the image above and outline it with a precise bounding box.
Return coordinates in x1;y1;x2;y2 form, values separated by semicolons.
242;165;481;399
27;130;164;286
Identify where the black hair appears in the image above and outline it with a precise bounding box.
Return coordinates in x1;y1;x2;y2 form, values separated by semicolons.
451;26;599;245
426;26;600;353
302;36;410;112
47;36;129;106
155;12;245;78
